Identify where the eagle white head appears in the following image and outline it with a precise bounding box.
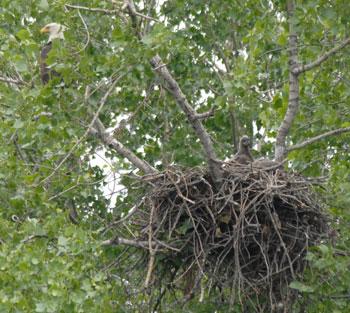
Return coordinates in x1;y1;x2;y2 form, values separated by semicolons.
40;23;66;42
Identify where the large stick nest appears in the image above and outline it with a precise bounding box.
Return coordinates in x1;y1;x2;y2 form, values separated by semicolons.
130;162;329;308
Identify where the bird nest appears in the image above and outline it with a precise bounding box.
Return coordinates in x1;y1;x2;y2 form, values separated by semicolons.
128;162;329;310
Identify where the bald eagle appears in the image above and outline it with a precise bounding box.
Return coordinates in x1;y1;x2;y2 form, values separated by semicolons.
40;23;66;84
233;135;254;164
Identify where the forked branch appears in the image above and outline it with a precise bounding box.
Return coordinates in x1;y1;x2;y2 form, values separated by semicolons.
150;55;222;182
275;1;350;161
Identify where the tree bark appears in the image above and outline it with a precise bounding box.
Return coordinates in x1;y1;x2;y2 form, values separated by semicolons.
287;127;350;152
275;0;299;162
150;55;222;183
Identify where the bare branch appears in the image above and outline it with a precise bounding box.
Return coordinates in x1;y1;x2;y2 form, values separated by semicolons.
90;119;157;174
65;3;119;14
0;76;26;85
144;201;156;288
193;107;215;120
275;0;299;162
101;236;180;252
150;55;222;182
33;112;53;120
101;236;157;249
21;234;48;243
294;37;350;74
74;10;91;54
287;127;350;152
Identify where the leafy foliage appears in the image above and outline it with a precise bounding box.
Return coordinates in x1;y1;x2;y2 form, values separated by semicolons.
0;0;350;312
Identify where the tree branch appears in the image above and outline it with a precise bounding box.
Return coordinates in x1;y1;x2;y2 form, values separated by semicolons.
65;4;119;14
122;0;160;22
101;236;179;252
90;118;157;175
101;236;154;249
275;0;300;162
287;127;350;152
193;108;215;120
294;37;350;74
0;76;26;85
150;55;222;182
122;1;221;181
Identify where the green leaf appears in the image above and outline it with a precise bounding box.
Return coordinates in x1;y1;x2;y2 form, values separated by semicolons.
14;59;27;72
57;235;68;248
318;244;329;255
13;119;24;129
289;281;315;293
16;29;30;41
35;302;46;312
38;0;49;10
31;258;39;265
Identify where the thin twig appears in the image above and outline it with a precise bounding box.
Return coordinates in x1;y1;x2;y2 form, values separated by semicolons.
144;201;157;288
73;9;91;54
65;3;119;14
21;234;48;243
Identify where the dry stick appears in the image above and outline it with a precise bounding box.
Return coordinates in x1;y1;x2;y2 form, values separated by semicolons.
65;3;120;14
0;76;26;85
48;180;80;201
101;236;155;249
150;55;222;183
144;201;157;288
287;126;350;152
102;198;145;232
74;9;91;55
267;208;296;279
40;77;122;185
91;119;157;174
21;234;48;243
275;0;299;162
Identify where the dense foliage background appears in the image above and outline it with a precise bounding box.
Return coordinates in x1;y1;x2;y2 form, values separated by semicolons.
1;0;350;312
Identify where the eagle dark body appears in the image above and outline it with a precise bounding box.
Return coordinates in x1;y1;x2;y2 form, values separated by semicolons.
40;42;60;84
232;135;254;164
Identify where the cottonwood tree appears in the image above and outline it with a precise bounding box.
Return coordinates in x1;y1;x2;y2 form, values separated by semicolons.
1;0;350;312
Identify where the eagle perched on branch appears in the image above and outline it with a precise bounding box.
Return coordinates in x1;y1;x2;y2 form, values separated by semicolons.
40;23;66;84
